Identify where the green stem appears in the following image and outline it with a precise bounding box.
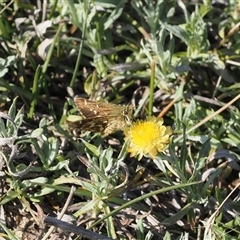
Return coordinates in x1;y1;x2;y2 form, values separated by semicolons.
148;60;155;116
60;2;90;124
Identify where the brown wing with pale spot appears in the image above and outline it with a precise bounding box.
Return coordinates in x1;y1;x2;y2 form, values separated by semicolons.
75;98;121;117
67;116;107;134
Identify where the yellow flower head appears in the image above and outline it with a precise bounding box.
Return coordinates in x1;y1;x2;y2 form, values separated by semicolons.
124;117;172;160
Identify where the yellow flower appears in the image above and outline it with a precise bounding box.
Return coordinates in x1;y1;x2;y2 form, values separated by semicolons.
124;117;172;160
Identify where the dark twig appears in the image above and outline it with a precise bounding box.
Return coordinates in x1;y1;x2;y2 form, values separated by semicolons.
44;216;113;240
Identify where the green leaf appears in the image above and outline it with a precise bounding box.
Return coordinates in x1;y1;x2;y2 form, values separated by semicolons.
0;55;17;78
82;139;100;157
30;128;43;138
0;190;19;205
104;0;125;30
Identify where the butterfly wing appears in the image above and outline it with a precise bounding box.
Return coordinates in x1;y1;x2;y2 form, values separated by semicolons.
68;97;133;136
74;98;119;118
